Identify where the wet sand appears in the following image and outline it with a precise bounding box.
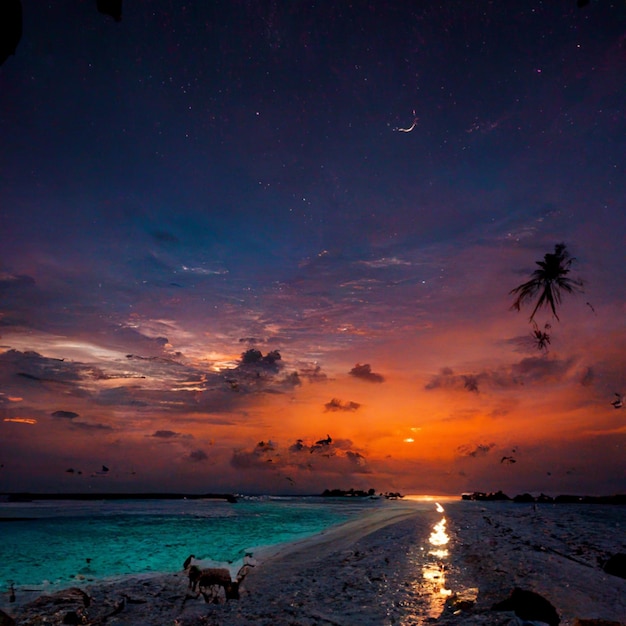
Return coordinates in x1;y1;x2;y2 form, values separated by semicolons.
3;500;625;625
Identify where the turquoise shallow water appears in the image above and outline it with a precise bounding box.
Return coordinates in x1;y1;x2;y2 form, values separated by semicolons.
0;496;374;592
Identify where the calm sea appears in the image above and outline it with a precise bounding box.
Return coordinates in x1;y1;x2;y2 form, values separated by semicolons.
0;496;381;594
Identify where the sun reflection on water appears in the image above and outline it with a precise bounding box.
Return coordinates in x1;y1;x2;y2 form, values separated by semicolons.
422;502;453;616
429;516;449;547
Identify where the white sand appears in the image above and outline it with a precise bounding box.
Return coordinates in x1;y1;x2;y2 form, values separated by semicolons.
4;500;625;625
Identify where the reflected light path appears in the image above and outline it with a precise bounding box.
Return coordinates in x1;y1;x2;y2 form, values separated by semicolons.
422;502;452;618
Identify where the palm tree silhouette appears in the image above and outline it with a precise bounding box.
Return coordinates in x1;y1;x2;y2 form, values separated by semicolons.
531;322;551;352
509;243;583;322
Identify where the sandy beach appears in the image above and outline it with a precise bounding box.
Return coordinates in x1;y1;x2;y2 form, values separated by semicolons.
3;500;625;626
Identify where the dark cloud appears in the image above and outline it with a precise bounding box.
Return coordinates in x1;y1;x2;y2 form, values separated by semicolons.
463;375;480;393
51;410;79;419
289;439;307;453
507;324;552;355
231;440;280;470
221;353;315;397
457;443;495;458
232;437;369;475
310;434;334;455
1;350;82;384
510;355;576;383
0;273;36;290
239;349;282;367
0;349;349;435
349;363;385;383
67;421;113;432
151;429;194;440
345;450;368;467
426;355;578;393
282;371;302;387
580;367;594;387
324;398;361;412
298;365;328;383
188;449;209;463
330;438;360;452
95;387;149;407
152;430;179;438
239;337;266;344
95;326;173;357
425;368;486;392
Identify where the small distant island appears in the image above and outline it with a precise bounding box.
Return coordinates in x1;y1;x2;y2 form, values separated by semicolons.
462;490;626;504
320;488;404;499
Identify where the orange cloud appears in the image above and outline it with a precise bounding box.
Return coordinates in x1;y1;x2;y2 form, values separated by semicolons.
4;417;37;425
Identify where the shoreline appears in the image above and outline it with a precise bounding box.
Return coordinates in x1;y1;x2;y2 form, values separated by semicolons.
3;500;626;625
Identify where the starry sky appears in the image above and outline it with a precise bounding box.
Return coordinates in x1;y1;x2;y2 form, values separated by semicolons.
1;1;624;496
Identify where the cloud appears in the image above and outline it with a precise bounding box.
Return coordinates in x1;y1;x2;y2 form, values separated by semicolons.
456;442;496;458
231;440;279;470
1;350;83;384
345;450;367;466
282;371;302;387
298;364;328;383
288;439;307;453
349;363;385;383
239;337;267;344
95;386;149;407
425;367;486;392
324;398;361;412
580;367;594;387
150;429;194;441
152;430;180;438
357;257;411;269
0;273;36;289
231;436;370;475
51;410;79;419
0;349;321;432
463;375;480;392
426;355;579;393
188;449;209;463
509;355;576;383
239;349;282;367
3;417;37;425
67;421;114;432
181;265;228;276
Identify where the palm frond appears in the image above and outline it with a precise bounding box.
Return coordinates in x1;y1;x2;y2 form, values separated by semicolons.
509;243;583;322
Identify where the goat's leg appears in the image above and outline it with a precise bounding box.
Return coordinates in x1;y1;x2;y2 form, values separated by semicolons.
200;584;221;604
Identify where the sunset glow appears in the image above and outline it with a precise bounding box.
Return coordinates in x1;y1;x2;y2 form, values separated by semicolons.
0;1;624;496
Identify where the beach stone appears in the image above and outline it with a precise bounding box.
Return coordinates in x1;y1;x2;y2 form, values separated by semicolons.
602;553;626;579
573;620;625;626
0;609;16;626
446;587;479;611
492;588;560;626
62;609;81;624
12;586;91;626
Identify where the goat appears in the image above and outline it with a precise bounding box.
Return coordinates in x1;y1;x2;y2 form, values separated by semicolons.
183;555;253;603
196;567;240;601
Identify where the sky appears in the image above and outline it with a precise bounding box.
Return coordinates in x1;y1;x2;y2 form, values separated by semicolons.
0;1;624;497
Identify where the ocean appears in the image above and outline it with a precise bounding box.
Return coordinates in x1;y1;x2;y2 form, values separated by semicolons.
0;495;385;594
